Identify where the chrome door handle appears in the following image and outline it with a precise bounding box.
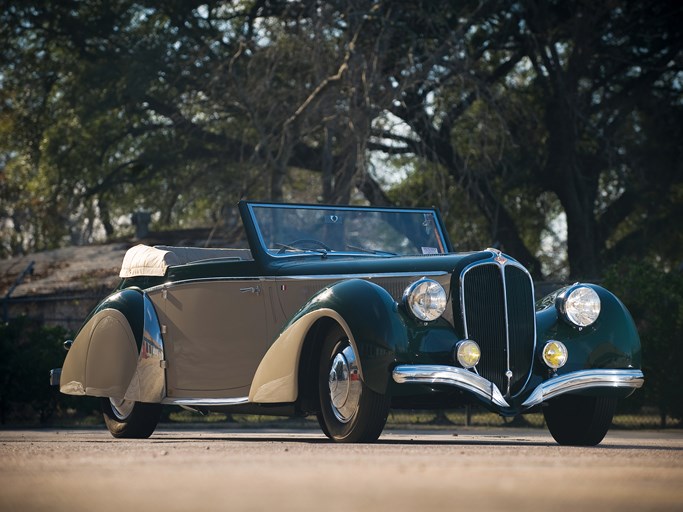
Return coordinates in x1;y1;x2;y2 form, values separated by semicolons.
239;286;261;294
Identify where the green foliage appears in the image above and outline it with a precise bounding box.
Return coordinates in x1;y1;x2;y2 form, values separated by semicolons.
386;159;492;252
0;317;95;424
604;261;683;423
1;0;681;283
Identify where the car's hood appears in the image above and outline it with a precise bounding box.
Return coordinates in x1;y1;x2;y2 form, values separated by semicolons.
264;251;500;277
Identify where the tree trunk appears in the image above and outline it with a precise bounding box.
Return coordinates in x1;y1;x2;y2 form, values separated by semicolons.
322;126;334;203
563;200;601;279
445;164;544;278
98;198;115;238
543;92;601;279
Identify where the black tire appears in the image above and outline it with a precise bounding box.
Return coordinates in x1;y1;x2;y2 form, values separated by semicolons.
315;410;333;440
101;397;161;439
543;394;618;446
317;328;390;443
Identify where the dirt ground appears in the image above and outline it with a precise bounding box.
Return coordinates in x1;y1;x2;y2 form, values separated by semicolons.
1;427;682;512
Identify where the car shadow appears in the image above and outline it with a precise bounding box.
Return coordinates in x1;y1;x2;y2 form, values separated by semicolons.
144;432;683;451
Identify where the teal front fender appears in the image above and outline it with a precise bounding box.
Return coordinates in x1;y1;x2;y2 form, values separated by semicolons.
249;279;410;403
535;284;642;375
294;279;409;394
391;284;644;414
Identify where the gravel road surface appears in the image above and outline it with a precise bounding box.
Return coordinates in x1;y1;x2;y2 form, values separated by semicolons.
1;427;681;512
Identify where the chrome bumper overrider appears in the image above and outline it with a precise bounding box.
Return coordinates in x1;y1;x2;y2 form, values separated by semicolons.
391;365;644;410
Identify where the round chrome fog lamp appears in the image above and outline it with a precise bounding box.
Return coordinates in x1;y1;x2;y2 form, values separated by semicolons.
403;278;447;322
556;285;601;327
455;340;481;369
542;340;568;369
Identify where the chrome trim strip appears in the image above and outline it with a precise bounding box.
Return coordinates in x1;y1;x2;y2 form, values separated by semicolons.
521;369;645;408
499;257;512;395
272;271;448;280
392;365;510;408
162;397;250;406
144;272;448;293
125;293;167;403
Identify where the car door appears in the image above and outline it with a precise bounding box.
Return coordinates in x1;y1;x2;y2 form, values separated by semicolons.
150;279;268;399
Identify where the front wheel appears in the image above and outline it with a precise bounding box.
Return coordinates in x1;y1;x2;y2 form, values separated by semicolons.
543;394;617;446
101;397;161;439
317;328;390;443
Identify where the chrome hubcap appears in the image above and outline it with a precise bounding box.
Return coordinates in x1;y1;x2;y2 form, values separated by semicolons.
327;343;361;423
109;397;135;420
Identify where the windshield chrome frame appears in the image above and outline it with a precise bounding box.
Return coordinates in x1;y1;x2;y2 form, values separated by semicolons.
245;202;450;259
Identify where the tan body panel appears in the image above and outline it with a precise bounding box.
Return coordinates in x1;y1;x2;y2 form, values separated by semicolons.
141;273;449;403
149;280;269;399
60;309;138;399
249;309;356;403
249;274;451;403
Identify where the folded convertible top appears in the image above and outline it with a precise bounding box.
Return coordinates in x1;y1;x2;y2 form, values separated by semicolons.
119;244;252;277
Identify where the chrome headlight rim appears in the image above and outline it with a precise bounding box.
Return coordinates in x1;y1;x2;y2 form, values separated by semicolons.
556;284;601;328
402;278;448;322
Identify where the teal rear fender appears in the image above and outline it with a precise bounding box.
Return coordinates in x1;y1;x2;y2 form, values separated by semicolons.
90;288;145;348
536;284;642;373
249;279;408;403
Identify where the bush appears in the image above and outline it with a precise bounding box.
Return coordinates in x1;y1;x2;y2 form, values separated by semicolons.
0;317;94;424
604;260;683;425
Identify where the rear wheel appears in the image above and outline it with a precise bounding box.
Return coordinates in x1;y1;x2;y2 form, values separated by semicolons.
101;397;161;439
317;328;390;443
543;394;617;446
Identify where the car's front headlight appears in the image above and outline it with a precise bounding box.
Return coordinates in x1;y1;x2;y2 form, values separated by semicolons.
403;278;447;322
556;285;601;327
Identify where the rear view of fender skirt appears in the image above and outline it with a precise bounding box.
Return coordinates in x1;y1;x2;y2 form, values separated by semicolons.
392;365;644;411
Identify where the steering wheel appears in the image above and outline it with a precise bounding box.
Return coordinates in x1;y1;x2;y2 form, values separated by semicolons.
277;239;332;254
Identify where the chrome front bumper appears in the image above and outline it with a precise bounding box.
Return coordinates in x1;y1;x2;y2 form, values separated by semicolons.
392;365;644;410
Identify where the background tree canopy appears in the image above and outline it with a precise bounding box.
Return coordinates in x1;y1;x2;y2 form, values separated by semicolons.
1;0;682;280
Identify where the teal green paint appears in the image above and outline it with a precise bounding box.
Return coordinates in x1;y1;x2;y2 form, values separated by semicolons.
283;279;410;394
91;288;145;350
166;260;261;281
283;278;465;395
536;285;642;374
402;319;461;365
268;251;487;277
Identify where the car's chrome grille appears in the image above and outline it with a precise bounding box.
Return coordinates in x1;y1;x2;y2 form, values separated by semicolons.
504;265;535;394
461;262;535;397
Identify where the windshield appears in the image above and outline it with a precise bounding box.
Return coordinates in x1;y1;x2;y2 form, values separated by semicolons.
248;203;448;257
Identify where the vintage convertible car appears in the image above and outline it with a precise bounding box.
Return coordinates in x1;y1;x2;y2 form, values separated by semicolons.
51;201;644;445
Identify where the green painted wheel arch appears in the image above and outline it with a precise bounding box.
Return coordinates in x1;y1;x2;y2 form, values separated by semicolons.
535;284;642;373
88;287;145;350
289;278;410;395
